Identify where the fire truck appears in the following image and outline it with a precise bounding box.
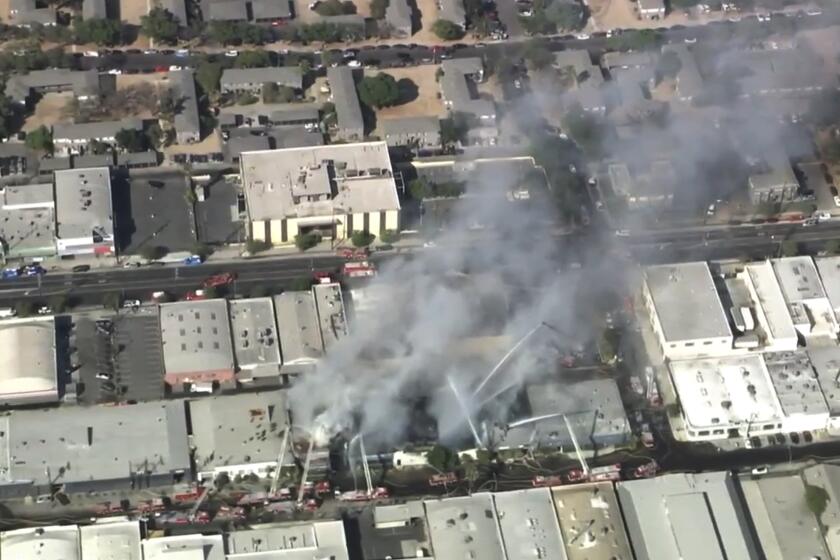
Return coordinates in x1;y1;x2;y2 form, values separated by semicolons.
633;460;659;479
531;475;564;488
337;487;389;502
429;473;457;487
342;261;376;278
203;272;236;288
588;464;622;482
337;248;369;259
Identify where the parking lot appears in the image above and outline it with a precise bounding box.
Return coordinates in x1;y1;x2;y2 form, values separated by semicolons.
73;307;164;405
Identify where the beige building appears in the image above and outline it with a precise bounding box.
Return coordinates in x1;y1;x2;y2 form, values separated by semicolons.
240;142;401;246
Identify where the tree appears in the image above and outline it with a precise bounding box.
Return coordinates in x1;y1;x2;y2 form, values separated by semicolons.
73;17;124;46
426;444;460;472
781;240;800;257
609;29;660;51
246;239;271;254
545;1;585;30
115;128;147;152
357;73;400;108
432;19;464;40
25;125;52;152
236;92;259;105
440;113;469;146
409;177;432;200
805;483;830;518
351;230;376;247
371;0;388;19
563;106;604;156
262;83;296;104
523;41;553;71
290;277;313;291
206;21;271;45
314;0;356;15
380;229;399;243
140;7;180;44
195;61;223;94
102;292;122;311
140;245;167;261
234;50;271;68
0;96;21;140
295;232;321;251
191;243;213;260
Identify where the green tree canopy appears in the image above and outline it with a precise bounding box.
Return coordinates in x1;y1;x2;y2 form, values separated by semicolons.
523;41;554;70
295;232;321;251
545;1;585;30
351;230;376;247
440;113;470;145
314;0;356;15
426;444;460;472
140;7;180;44
25;125;52;151
263;83;296;103
432;19;464;40
195;61;223;94
73;17;124;46
115;128;147;152
234;50;271;68
357;73;401;108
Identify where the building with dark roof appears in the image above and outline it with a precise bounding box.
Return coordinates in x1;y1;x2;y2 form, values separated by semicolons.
326;67;364;141
170;69;201;144
385;0;412;37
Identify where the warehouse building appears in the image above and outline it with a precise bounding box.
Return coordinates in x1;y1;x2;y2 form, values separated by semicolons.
642;262;734;360
551;482;634;560
359;502;432;560
494;488;565;560
0;181;56;260
738;261;798;352
274;291;324;370
1;526;80;559
226;521;350;559
802;463;840;559
229;297;282;381
0;317;58;406
313;282;349;350
771;256;838;339
424;494;506;560
0;401;190;498
159;299;235;392
762;350;829;433
240;142;400;246
815;255;840;326
142;534;224;560
54;167;115;257
189;390;290;482
80;521;142;560
617;471;761;560
805;346;840;429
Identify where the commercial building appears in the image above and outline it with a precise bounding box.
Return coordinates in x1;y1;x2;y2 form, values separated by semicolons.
229;297;282;380
738;261;798;352
804;346;840;429
748;149;799;204
326;67;364;141
497;378;630;451
53;167;115;257
142;534;224;560
771;256;838;339
189;390;289;482
734;48;829;98
494;488;565;560
359;502;432;560
1;526;79;559
313;282;349;350
226;521;350;559
170;69;201;144
739;472;830;560
642;262;734;360
816;256;840;322
381;116;441;150
607;160;676;209
274;291;324;369
0;401;190;498
80;521;142;560
424;493;506;560
240;142;400;246
52;119;142;156
0;181;55;259
0;317;58;406
551;482;634;560
617;471;761;560
762;350;829;433
159;299;235;391
802;463;840;558
221;67;303;95
4;69;99;105
385;0;412;36
552;50;606;113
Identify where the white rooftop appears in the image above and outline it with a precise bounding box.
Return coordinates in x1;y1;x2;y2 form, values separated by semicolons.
80;521;142;560
762;351;829;418
644;262;732;342
159;299;234;377
141;534;224;560
816;256;840;315
54;167;114;242
424;494;506;560
229;297;282;374
742;261;797;346
772;256;827;302
669;354;782;432
240;142;400;222
312;282;348;350
1;526;80;560
225;521;350;559
0;317;57;405
493;488;565;560
551;482;633;560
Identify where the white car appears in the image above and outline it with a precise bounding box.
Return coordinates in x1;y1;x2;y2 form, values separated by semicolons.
225;50;239;57
37;306;52;315
684;37;697;44
816;211;831;222
169;65;183;71
84;50;99;57
123;299;141;309
751;466;769;476
806;8;822;16
143;49;157;54
423;241;437;248
575;33;590;40
96;372;113;380
107;69;122;75
833;195;840;207
347;59;362;68
175;48;190;56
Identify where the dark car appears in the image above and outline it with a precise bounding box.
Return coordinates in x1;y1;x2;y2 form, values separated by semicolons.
72;264;90;272
790;432;800;444
803;431;813;443
831;186;838;197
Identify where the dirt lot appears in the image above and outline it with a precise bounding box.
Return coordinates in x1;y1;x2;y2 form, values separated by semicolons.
23;92;73;132
165;130;223;155
116;72;170;92
413;0;440;43
373;66;445;128
120;0;150;24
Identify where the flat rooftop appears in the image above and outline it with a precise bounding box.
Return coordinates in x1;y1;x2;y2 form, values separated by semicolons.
229;297;282;374
494;488;565;560
361;502;430;560
771;256;827;302
644;262;732;342
274;292;324;364
54;167;114;241
226;521;350;559
142;534;224;560
743;261;797;344
1;526;80;560
0;317;57;405
551;482;633;560
424;494;506;560
159;299;235;378
80;521;142;560
763;351;828;418
189;390;289;477
240;142;400;222
313;283;348;350
816;256;840;314
617;472;760;560
326;66;364;135
0;401;190;487
806;347;840;415
669;354;782;432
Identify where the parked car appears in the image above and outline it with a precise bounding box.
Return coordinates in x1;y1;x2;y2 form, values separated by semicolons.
2;267;19;279
72;264;90;272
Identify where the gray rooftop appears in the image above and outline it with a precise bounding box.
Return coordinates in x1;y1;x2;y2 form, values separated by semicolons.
4;69;99;104
116;151;159;167
733;48;829;97
739;473;829;560
0;401;190;487
229;297;282;375
437;0;465;26
361;502;430;559
52;119;141;142
8;0;56;26
440;59;495;120
608;160;675;202
189;391;289;477
385;0;412;33
749;149;798;194
424;494;506;560
221;66;302;90
771;256;826;302
161;0;188;23
227;135;271;161
170;69;201;140
54;167;114;242
806;346;840;415
381;116;440;137
252;0;292;19
240;142;400;222
327;67;364;136
551;482;634;560
662;44;703;100
142;534;224;560
617;471;761;560
0;182;55;258
494;488;566;560
274;291;324;364
313;282;348;350
601;51;656;69
159;299;235;377
763;351;829;418
206;0;248;20
79;521;142;560
644;262;733;342
73;153;114;169
38;156;71;173
817;256;840;315
226;521;350;559
82;0;107;19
